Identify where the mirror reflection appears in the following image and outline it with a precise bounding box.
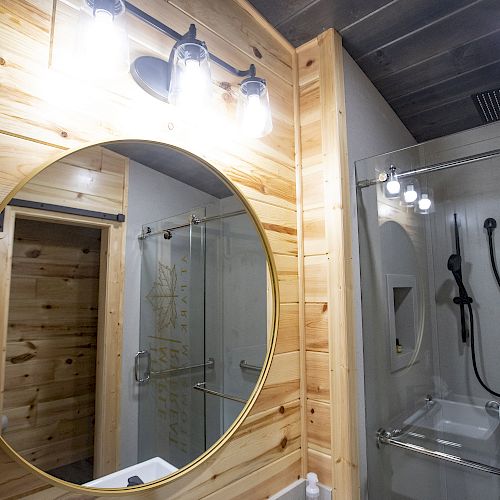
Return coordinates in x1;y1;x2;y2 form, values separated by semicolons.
0;141;273;489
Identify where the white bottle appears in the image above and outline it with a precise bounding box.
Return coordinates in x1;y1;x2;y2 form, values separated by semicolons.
306;472;320;500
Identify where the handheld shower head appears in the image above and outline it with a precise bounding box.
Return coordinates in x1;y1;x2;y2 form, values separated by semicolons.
447;253;462;274
484;218;497;237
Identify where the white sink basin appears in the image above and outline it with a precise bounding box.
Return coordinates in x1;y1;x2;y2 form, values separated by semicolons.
404;398;499;441
84;457;178;488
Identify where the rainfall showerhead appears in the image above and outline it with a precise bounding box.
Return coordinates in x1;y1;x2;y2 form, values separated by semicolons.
472;89;500;124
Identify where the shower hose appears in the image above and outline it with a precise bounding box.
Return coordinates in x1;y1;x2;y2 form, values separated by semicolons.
467;228;500;398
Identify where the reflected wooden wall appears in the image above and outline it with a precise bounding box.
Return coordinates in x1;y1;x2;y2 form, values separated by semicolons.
5;219;101;474
0;0;301;498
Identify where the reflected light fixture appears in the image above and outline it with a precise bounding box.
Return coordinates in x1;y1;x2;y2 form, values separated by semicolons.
418;193;432;212
403;183;418;204
383;165;401;199
77;0;130;77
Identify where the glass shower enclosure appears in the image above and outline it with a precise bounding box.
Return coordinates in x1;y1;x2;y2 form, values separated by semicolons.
356;123;500;499
136;201;267;470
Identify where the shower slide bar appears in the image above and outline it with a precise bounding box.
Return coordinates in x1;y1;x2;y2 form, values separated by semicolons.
239;360;262;372
377;428;500;476
357;148;500;189
193;382;247;404
139;210;246;240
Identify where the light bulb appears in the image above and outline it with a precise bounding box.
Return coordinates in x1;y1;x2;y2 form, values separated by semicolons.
238;76;272;138
403;184;418;204
242;93;267;137
169;42;211;114
386;179;401;195
418;194;432;211
94;8;113;25
384;165;400;196
75;0;129;77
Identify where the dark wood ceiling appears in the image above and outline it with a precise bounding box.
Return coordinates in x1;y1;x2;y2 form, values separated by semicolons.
248;0;500;142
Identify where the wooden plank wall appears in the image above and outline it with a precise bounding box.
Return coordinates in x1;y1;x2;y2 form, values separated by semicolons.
4;219;101;474
0;0;302;498
297;30;360;498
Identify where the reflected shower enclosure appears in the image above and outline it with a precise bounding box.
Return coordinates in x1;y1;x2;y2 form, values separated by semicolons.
356;123;500;500
136;202;268;469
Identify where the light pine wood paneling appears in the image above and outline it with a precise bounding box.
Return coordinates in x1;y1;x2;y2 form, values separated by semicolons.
307;447;332;487
0;0;300;498
298;30;359;496
305;302;328;352
3;219;100;473
305;351;329;403
275;304;299;354
306;399;331;454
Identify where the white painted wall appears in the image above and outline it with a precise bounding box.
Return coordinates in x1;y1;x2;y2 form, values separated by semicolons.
121;160;218;468
343;49;417;500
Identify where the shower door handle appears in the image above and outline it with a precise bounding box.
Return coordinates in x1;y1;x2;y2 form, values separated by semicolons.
134;350;151;383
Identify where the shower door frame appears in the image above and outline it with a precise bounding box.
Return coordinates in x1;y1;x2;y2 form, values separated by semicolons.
0;205;126;479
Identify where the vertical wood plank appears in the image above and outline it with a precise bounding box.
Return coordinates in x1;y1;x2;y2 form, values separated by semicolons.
318;29;359;499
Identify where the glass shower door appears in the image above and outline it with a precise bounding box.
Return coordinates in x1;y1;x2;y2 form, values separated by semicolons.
137;209;208;470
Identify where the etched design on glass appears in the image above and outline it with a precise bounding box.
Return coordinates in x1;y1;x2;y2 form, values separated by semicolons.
146;262;178;331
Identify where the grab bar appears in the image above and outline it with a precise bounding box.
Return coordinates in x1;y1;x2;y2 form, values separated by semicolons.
239;360;262;372
193;382;246;404
377;428;500;476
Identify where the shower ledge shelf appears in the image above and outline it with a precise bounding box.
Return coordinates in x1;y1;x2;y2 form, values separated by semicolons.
403;398;499;441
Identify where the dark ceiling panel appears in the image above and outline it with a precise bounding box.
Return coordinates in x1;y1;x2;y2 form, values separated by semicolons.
341;0;473;59
404;97;483;142
391;60;500;119
374;29;500;102
246;0;313;27
247;0;500;142
357;0;500;82
250;0;392;48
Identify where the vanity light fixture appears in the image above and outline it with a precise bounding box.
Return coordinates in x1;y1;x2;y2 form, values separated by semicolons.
418;193;432;212
238;75;273;138
168;25;212;115
383;165;401;199
77;0;130;76
118;2;273;136
403;183;418;204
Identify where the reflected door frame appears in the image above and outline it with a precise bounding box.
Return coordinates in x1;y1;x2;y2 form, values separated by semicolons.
0;205;126;479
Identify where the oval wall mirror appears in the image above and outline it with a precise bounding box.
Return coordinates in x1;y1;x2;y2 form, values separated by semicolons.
0;141;277;493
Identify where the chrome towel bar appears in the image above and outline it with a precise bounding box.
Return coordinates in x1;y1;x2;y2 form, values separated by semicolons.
134;351;214;383
377;428;500;476
193;382;246;404
152;357;214;377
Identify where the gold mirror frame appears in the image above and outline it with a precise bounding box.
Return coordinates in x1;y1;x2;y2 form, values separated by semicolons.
0;139;279;496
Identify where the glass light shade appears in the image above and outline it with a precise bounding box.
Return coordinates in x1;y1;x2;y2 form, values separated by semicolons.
168;42;212;114
76;0;130;78
418;194;432;211
237;78;273;138
383;166;400;199
400;180;419;207
403;185;418;203
415;190;434;214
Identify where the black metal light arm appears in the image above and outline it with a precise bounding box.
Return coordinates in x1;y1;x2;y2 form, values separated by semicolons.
123;1;256;78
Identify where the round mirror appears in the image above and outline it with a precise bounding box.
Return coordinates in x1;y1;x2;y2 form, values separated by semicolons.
0;141;277;493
